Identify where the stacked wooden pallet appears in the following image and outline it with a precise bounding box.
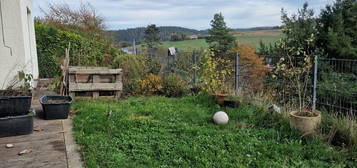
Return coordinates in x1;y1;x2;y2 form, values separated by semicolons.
68;66;123;98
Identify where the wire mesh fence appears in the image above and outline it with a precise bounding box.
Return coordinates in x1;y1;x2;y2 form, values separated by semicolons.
316;58;357;116
139;48;356;116
238;55;356;116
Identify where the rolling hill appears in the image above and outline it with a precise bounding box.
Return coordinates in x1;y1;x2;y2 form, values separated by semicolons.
108;26;280;44
108;26;206;43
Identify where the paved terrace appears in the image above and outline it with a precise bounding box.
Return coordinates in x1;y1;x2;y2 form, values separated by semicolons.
0;81;83;168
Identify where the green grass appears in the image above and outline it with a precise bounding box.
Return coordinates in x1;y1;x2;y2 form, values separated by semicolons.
162;39;208;51
131;29;283;51
162;29;283;51
72;94;355;168
234;30;283;49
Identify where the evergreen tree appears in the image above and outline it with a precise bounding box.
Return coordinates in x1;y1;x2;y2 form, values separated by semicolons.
144;24;161;48
206;13;236;57
317;0;357;59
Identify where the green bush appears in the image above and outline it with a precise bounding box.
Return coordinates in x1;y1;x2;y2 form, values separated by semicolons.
111;54;149;96
147;59;161;75
162;74;189;97
35;24;122;78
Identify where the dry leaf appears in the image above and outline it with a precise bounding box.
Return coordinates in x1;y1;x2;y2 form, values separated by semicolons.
18;149;32;155
34;128;44;132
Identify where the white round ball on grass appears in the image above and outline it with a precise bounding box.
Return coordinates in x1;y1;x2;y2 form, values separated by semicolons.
213;111;229;125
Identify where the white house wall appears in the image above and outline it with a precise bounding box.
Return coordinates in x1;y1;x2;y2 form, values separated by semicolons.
0;0;38;89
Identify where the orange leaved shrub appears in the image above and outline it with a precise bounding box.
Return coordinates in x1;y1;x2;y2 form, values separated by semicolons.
232;42;271;92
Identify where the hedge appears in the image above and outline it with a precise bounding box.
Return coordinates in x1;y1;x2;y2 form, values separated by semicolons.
35;24;122;77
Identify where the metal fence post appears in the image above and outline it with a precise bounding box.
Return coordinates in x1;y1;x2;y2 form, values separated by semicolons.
192;51;197;87
312;55;318;111
235;53;240;95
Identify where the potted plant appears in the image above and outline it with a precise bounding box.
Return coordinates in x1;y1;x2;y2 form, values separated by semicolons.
200;50;233;105
223;96;240;108
269;4;322;134
215;85;230;105
0;71;33;116
274;55;321;133
0;71;34;137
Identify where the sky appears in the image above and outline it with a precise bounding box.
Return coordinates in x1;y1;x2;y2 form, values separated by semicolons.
32;0;335;30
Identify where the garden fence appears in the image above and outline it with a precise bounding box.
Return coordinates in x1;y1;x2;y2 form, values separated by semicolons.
141;49;356;116
236;54;357;116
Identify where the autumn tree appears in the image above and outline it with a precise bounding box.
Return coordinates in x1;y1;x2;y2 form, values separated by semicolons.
39;2;105;41
206;13;236;58
232;42;270;91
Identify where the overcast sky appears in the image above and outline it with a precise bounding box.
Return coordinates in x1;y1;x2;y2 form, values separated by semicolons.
32;0;335;30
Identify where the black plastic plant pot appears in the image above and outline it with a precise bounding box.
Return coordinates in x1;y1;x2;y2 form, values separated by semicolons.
0;96;32;117
0;114;33;137
9;96;32;116
0;97;11;118
223;100;240;108
40;95;73;120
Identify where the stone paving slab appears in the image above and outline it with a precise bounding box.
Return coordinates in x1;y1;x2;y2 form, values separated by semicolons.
0;118;67;168
0;118;83;168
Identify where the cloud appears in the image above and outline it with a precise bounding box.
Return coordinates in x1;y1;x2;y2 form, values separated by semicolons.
32;0;334;30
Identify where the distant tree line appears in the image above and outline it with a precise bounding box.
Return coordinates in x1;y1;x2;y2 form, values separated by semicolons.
109;26;207;43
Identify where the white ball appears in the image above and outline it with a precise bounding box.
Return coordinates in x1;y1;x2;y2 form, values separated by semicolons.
213;111;229;124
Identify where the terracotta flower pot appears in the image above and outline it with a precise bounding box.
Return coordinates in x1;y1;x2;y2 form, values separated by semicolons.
215;93;228;105
289;111;321;133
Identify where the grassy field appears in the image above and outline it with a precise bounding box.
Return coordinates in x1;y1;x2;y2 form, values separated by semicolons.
72;94;355;168
233;29;283;48
162;39;208;51
131;29;283;52
162;29;283;51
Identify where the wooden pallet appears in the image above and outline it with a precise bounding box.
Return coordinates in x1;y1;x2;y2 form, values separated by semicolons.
68;66;123;98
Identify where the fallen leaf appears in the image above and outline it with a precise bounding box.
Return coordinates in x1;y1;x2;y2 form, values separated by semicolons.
33;128;44;132
18;149;32;155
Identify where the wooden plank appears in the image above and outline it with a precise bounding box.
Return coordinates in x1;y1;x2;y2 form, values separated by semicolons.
93;91;99;98
99;75;114;83
75;74;92;83
69;74;75;83
69;68;122;75
69;66;108;71
115;91;122;98
93;75;100;83
69;83;123;91
115;74;122;83
69;92;75;98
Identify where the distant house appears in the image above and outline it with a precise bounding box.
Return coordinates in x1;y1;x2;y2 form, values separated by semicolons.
189;35;198;40
0;0;38;89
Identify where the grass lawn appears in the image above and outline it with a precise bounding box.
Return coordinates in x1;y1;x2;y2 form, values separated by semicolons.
72;95;355;168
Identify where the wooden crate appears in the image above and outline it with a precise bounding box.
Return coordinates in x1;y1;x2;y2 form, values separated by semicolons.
68;66;123;98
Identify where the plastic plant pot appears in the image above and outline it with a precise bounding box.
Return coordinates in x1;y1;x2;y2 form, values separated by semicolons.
0;114;33;137
223;100;240;108
0;97;11;118
0;96;32;117
40;95;73;120
9;96;32;116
